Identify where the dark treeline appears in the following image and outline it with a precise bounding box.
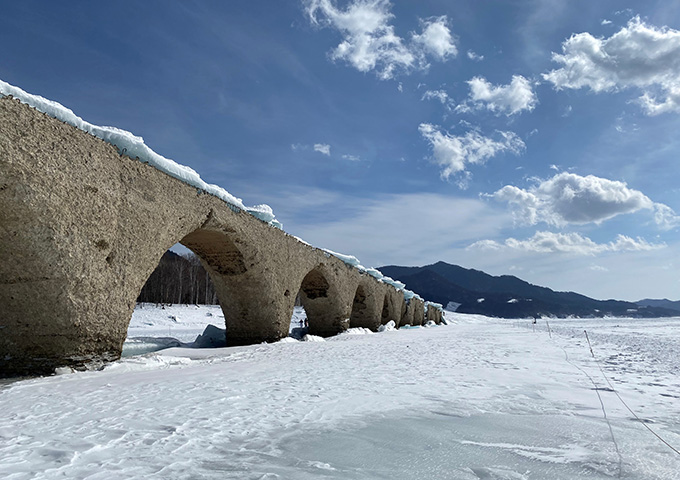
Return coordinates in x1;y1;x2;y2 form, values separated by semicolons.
137;250;219;305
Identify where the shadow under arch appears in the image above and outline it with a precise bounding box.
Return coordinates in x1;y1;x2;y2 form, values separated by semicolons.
296;264;350;337
180;229;247;277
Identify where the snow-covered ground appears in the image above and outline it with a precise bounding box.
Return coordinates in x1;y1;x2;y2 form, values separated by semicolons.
1;306;680;479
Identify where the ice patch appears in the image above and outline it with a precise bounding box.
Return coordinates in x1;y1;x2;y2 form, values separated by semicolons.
122;337;183;357
54;366;75;375
307;460;335;470
460;441;593;465
191;324;227;348
302;334;326;342
103;353;192;373
466;466;530;480
337;327;375;336
277;337;299;344
378;320;397;332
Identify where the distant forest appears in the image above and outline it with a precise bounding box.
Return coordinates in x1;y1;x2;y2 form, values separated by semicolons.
137;251;219;305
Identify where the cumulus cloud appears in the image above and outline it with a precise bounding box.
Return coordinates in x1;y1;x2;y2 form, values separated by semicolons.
304;0;456;79
419;123;525;179
492;172;679;229
456;75;537;116
543;17;680;115
313;143;331;155
411;16;457;61
342;153;361;161
466;50;484;61
468;231;665;255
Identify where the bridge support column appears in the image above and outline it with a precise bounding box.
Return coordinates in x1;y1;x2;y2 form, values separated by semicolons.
348;280;383;330
401;299;415;327
426;304;443;324
411;298;425;326
380;289;404;326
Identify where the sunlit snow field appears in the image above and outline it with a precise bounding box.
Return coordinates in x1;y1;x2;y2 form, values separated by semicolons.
1;305;680;479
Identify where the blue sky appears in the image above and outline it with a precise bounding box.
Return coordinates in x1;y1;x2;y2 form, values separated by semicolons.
2;0;679;301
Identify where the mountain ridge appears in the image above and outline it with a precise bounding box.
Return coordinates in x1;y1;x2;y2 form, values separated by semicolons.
380;261;677;318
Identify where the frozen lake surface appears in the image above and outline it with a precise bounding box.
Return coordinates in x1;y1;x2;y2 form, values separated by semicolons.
1;306;679;479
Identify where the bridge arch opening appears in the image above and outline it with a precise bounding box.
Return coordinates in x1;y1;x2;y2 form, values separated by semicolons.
126;228;250;355
292;266;331;338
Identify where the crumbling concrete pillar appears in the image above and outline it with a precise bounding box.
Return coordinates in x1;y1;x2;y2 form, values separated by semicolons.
400;299;415;327
426;304;443;324
380;288;404;326
411;298;425;326
297;263;355;337
348;279;383;330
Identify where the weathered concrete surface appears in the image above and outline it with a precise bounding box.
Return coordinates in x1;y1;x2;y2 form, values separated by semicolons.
0;97;415;375
399;300;415;327
426;304;443;324
411;298;426;326
380;289;404;326
347;280;384;330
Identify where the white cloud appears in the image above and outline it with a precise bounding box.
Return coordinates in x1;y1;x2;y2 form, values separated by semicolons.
313;143;331;155
654;203;680;230
411;16;457;61
421;89;448;103
419;123;525;179
466;50;484;61
601;19;612;25
421;89;453;110
468;231;665;255
292;143;333;156
543;17;680;115
492;172;679;229
457;75;538;116
342;153;361;161
304;0;456;79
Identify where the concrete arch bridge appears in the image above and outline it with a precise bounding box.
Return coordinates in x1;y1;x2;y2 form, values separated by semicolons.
0;97;441;376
